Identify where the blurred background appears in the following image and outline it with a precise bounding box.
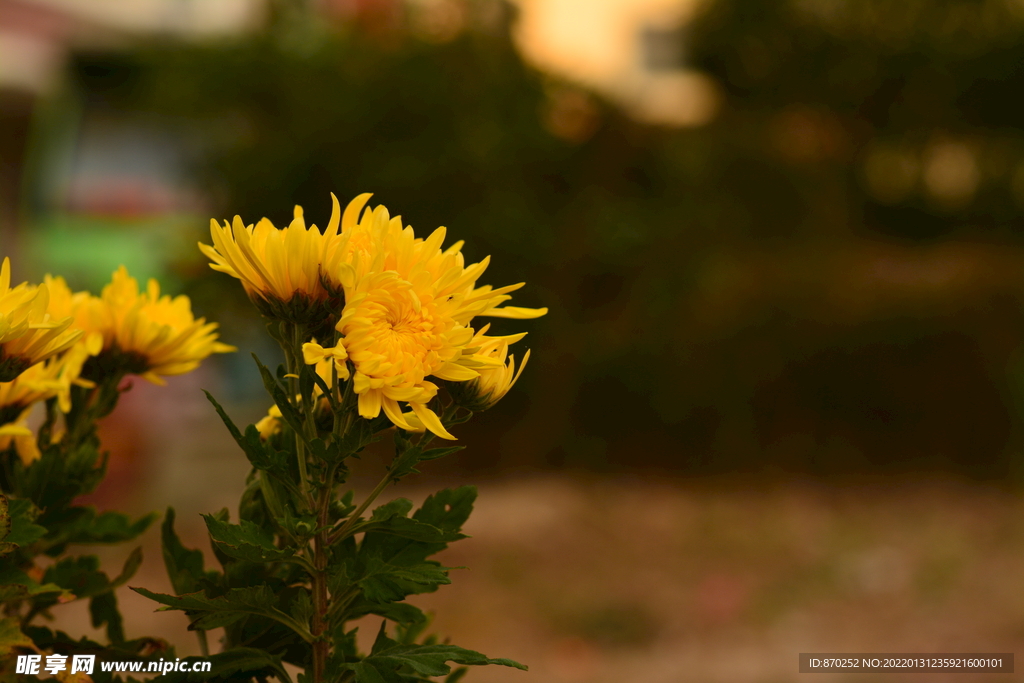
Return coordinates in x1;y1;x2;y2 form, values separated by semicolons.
5;0;1024;680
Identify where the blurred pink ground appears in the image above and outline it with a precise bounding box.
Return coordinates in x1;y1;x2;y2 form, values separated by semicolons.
56;474;1024;683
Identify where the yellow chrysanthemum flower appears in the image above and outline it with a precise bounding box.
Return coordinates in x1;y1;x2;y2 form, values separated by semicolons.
200;197;345;322
0;258;83;382
86;267;235;384
255;404;285;440
326;195;547;322
0;343;92;419
449;327;531;412
44;274;102;339
0;341;96;466
309;194;547;440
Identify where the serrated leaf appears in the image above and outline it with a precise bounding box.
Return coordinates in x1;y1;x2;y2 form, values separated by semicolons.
418;446;464;462
131;585;311;640
373;643;527;676
354;516;465;544
413;487;476;535
370;499;414;521
162;508;209;596
1;497;47;549
351;499;466;544
111;547;143;588
254;355;306;437
0;565;70;603
61;509;156;545
0;617;31;658
387;445;423;481
347;624;527;680
346;661;394;683
203;389;245;444
445;667;469;683
357;556;451;603
204;391;290;475
289;588;313;627
203;514;295;563
344;599;428;628
44;555;110;599
90;591;125;643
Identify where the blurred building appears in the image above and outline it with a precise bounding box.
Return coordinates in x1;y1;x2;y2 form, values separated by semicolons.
511;0;719;126
0;0;263;278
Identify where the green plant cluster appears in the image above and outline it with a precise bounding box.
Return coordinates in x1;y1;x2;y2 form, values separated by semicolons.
133;321;526;683
0;373;167;681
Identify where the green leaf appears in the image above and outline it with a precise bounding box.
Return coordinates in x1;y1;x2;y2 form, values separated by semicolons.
0;496;47;553
353;516;464;544
203;390;245;444
346;661;394;683
18;439;106;512
388;437;465;481
43;555;111;599
445;667;469;683
59;509;156;545
90;590;125;643
418;446;464;462
344;600;427;629
203;514;296;564
413;487;476;535
387;445;423;481
289;588;313;627
161;508;210;596
0;617;32;658
344;623;527;680
350;498;466;544
112;547;144;588
253;355;306;437
381;645;527;676
356;556;452;603
204;390;292;476
131;585;312;640
0;565;70;603
370;499;414;521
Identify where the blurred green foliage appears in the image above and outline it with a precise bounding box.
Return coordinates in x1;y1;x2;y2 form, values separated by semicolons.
46;0;1024;478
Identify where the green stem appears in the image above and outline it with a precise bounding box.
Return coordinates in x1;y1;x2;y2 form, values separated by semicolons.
310;457;340;683
286;323;312;509
327;470;392;544
311;477;330;683
196;629;210;657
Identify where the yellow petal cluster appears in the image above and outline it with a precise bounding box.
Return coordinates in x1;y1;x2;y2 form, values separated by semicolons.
0;422;39;465
255;404;285;440
203;193;544;440
200;197;345;320
0;343;94;417
0;331;97;465
84;267;235;384
450;326;531;411
0;258;83;381
306;194;547;440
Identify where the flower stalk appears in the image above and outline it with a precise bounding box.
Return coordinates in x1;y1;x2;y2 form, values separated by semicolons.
135;193;543;683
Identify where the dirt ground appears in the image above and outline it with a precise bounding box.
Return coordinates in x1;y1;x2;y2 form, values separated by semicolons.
53;471;1024;683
